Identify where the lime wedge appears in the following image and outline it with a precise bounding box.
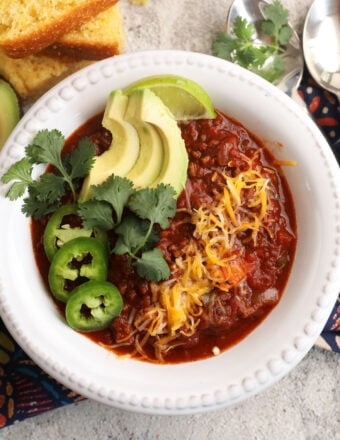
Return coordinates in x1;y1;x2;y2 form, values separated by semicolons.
0;79;20;149
123;75;216;121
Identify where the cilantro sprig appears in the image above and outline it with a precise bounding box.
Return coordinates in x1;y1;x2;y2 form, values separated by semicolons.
79;179;177;281
1;129;178;282
212;0;293;83
1;129;96;218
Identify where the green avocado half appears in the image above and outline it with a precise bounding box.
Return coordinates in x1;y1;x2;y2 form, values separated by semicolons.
0;79;20;149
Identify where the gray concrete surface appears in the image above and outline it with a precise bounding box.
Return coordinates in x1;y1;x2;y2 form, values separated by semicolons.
2;0;340;438
2;347;339;439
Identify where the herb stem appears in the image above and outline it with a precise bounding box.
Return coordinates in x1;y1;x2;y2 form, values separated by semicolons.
56;162;77;201
131;220;155;259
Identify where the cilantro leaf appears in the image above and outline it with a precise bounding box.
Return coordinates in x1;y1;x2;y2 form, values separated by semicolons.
114;216;160;256
260;1;292;46
233;16;254;41
1;157;33;200
135;248;171;282
112;238;130;256
22;185;60;219
263;0;289;29
22;199;58;219
78;200;115;231
19;175;65;219
25;129;84;201
91;175;135;224
78;175;134;233
233;46;257;68
278;25;293;45
26;129;65;168
211;33;238;60
32;174;66;203
4;182;29;201
252;46;275;68
259;19;276;38
113;216;148;255
256;55;285;83
1;157;33;185
66;137;96;180
128;184;177;229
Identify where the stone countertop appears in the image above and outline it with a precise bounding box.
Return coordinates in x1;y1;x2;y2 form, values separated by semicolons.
2;0;339;438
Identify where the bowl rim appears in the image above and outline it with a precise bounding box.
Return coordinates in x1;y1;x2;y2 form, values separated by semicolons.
0;50;339;415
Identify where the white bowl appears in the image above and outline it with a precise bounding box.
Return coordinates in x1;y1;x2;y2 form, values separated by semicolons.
0;50;339;415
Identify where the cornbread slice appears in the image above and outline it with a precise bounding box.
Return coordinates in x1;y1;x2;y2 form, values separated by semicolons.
0;50;92;100
44;3;124;60
0;0;118;58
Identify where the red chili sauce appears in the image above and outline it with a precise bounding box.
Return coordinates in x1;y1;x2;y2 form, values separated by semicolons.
31;110;297;364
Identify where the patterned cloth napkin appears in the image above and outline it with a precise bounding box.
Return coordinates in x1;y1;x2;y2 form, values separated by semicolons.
0;71;339;428
298;72;340;352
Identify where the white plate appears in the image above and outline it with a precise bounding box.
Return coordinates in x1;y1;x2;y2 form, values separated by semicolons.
0;50;339;415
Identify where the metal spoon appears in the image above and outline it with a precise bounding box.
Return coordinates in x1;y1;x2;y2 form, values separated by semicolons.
303;0;340;101
226;0;306;108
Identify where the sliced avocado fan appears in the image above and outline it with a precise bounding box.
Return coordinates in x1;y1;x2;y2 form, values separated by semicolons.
79;87;189;200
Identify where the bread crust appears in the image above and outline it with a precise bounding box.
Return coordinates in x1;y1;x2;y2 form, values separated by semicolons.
42;3;125;60
43;41;122;60
0;50;92;99
0;0;118;58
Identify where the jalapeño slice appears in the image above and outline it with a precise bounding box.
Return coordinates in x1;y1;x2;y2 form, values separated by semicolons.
65;280;123;332
43;204;107;262
48;237;108;303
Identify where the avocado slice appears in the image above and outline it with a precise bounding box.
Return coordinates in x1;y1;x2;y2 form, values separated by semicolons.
0;79;20;149
128;88;188;196
125;96;163;189
79;90;140;201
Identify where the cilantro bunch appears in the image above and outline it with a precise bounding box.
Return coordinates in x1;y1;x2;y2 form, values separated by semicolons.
212;0;293;83
78;176;177;281
1;129;177;282
1;129;95;218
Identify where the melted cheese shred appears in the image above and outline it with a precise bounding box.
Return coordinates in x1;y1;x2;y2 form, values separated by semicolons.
134;169;271;357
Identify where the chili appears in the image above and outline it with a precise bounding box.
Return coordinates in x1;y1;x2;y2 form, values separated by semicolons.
32;110;297;364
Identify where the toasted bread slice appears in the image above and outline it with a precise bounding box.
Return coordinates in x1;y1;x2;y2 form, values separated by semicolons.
0;0;118;58
0;50;92;100
44;3;124;60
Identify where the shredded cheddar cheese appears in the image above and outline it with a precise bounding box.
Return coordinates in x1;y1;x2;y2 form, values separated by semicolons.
273;159;297;167
134;169;273;350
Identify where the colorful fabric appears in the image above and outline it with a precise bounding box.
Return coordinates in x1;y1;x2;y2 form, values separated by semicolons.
0;329;84;428
298;72;340;163
298;72;340;352
0;71;339;428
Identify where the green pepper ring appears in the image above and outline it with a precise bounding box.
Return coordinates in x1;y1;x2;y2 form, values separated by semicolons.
65;280;123;332
48;236;108;303
43;204;107;262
